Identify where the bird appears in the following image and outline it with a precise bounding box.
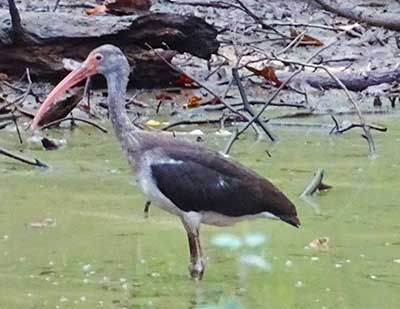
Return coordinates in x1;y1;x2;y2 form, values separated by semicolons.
30;44;300;280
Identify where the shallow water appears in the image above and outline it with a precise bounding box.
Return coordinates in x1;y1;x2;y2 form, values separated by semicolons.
1;116;400;308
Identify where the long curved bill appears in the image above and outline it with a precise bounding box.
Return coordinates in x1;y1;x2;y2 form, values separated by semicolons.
30;58;97;131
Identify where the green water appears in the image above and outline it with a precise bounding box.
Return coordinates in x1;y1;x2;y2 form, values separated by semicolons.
1;116;399;309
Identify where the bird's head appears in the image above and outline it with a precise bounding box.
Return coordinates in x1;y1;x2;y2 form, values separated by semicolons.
30;44;129;131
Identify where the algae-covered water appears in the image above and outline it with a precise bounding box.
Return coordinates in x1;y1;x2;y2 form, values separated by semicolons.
1;116;399;309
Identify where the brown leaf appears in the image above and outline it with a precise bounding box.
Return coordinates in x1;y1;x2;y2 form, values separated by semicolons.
308;237;330;251
0;73;8;82
290;30;323;46
246;66;282;87
187;95;202;108
85;5;107;16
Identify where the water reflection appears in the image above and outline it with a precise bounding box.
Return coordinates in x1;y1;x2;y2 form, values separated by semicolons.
210;232;267;250
189;282;243;309
239;254;271;271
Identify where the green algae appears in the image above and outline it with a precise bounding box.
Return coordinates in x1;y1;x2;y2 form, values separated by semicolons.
0;115;399;309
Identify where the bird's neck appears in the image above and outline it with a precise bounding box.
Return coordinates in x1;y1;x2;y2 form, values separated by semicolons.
106;72;137;146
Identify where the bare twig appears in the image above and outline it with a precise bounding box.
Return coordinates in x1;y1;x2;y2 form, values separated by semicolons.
232;0;289;38
145;43;250;122
40;117;108;133
0;147;48;168
330;121;387;135
53;0;61;12
166;0;233;9
203;100;307;111
270;53;380;153
311;0;400;31
223;36;344;153
11;108;22;144
231;67;275;141
83;77;92;113
2;68;33;110
162;117;232;131
223;127;239;155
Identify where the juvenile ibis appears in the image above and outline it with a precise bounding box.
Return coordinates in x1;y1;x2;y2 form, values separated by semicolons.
30;45;300;280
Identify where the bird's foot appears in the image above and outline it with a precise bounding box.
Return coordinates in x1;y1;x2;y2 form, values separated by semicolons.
189;260;204;280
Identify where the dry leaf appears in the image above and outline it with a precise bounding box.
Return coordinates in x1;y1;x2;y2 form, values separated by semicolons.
290;30;323;46
30;218;56;228
187;95;202;108
145;119;161;126
246;66;282;87
176;74;195;87
0;73;8;82
85;5;107;16
308;237;330;251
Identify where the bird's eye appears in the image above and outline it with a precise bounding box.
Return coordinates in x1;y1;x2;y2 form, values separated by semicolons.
95;54;103;61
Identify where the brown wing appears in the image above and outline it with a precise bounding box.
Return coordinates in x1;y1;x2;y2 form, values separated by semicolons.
151;146;300;227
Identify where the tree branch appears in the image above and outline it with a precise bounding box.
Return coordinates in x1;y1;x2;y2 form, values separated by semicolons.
311;0;400;31
0;147;48;168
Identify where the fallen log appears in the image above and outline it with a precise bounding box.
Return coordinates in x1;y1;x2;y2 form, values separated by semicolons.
277;67;400;92
0;9;219;87
311;0;400;31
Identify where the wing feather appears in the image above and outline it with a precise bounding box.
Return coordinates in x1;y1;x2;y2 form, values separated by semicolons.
150;147;299;226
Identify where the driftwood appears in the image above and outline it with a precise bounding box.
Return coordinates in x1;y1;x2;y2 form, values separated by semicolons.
0;9;219;87
277;67;400;92
311;0;400;31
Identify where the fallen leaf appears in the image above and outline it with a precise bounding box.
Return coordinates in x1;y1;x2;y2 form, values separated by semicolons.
308;237;330;251
290;30;323;46
85;4;107;16
30;218;56;228
176;74;195;87
145;119;161;126
246;66;282;87
0;73;8;82
187;95;202;108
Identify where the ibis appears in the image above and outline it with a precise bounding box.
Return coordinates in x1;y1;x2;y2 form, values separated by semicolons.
31;45;300;280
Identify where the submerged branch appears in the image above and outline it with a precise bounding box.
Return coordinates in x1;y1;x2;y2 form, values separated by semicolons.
301;168;331;197
0;147;48;168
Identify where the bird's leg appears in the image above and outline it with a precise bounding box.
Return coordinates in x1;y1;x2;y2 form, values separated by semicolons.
193;232;204;280
182;218;204;280
144;200;151;218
